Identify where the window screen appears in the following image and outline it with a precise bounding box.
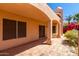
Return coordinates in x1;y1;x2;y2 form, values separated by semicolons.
3;19;16;40
18;21;26;38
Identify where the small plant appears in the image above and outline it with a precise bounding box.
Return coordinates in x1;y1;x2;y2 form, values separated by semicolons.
64;30;78;47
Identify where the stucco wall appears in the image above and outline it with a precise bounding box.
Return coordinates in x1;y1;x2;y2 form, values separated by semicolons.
30;3;61;22
0;10;47;50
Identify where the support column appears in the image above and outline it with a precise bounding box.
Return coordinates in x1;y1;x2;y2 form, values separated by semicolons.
59;20;63;37
61;19;63;36
46;20;52;45
57;23;61;38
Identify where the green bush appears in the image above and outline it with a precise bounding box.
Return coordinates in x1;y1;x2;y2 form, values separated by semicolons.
64;30;78;47
63;25;67;28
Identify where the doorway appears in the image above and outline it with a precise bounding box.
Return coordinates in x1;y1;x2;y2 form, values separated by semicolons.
39;25;45;38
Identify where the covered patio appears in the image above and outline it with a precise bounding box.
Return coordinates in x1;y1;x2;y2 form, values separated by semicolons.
0;38;77;56
0;3;62;51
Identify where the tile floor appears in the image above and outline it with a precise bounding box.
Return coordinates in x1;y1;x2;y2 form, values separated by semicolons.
0;38;77;56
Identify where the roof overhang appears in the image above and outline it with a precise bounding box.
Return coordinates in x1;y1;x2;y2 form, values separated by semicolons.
0;3;50;22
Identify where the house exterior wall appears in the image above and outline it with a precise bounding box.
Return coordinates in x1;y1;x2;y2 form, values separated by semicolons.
30;3;61;22
0;3;63;51
31;3;63;39
52;22;58;37
0;10;48;50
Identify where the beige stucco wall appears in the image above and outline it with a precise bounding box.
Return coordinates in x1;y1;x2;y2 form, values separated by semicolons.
52;22;58;36
0;10;47;50
0;3;63;50
30;3;61;22
30;3;63;38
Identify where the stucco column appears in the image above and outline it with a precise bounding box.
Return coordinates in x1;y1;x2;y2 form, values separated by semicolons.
61;19;63;36
57;23;60;38
59;19;63;37
46;20;52;45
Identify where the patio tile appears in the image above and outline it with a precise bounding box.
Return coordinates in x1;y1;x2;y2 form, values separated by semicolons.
0;38;77;56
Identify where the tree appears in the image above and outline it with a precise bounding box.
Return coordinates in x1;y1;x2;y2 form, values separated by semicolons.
73;13;79;56
66;16;72;24
73;13;79;22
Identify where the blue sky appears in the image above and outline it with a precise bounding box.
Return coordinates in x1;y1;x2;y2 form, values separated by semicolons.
48;3;79;22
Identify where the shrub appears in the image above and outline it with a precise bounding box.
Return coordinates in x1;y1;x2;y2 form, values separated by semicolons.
63;25;68;33
64;30;78;47
63;22;76;33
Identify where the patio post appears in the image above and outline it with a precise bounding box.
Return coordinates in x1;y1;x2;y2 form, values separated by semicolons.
46;20;52;45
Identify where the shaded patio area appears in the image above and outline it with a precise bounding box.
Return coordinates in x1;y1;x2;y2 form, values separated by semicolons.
0;38;77;56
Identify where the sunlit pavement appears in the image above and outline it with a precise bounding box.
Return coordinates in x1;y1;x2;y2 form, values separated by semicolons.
0;38;77;56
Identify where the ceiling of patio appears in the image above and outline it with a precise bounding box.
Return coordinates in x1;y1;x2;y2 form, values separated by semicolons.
0;3;50;22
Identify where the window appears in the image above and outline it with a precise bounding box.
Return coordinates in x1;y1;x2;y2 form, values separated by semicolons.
52;26;56;33
18;21;26;38
57;14;62;19
3;19;16;40
3;18;26;40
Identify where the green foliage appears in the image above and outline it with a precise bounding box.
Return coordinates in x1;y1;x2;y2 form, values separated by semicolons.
66;16;72;24
73;13;79;22
64;30;78;47
63;25;67;28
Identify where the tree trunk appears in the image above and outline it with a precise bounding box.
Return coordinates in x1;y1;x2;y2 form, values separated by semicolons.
78;30;79;56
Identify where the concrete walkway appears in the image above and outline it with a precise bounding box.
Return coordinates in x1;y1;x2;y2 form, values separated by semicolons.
0;38;77;56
